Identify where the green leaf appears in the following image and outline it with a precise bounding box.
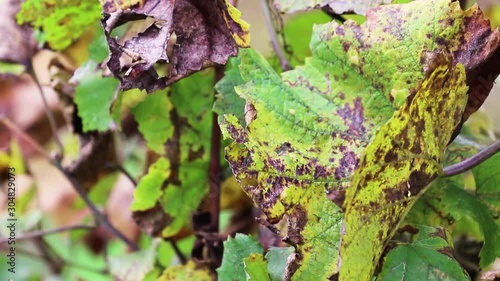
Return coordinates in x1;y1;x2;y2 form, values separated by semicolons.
108;239;160;281
219;0;499;279
266;247;295;281
472;152;500;219
131;157;170;211
88;28;109;63
244;253;271;281
16;0;101;50
131;90;173;155
439;184;500;268
409;135;500;268
74;74;119;132
214;56;246;124
131;71;214;237
217;234;264;281
158;261;213;281
377;225;469;281
221;46;376;280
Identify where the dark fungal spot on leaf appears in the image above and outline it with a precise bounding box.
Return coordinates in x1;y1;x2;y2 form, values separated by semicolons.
225;123;247;143
336;97;366;137
187;146;204;161
384;185;404;202
384;150;397;163
328;189;346;209
342;42;350;52
275;142;293;155
295;164;311;176
268;158;285;172
409;144;422;154
408;170;430;196
314;165;328;179
415;119;426;133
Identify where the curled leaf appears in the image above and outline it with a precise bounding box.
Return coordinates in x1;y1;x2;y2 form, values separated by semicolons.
101;0;250;92
340;55;468;281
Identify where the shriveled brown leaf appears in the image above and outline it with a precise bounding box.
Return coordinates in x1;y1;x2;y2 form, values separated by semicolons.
454;4;500;121
101;0;250;92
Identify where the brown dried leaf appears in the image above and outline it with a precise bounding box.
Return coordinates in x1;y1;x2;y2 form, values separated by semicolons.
101;0;250;92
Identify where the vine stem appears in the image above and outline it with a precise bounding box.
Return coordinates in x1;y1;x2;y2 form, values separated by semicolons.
26;64;64;160
443;139;500;177
208;66;224;234
0;224;95;244
259;0;291;71
53;161;140;251
0;114;52;161
0;115;139;251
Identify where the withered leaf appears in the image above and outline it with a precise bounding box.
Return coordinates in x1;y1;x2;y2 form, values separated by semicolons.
101;0;250;92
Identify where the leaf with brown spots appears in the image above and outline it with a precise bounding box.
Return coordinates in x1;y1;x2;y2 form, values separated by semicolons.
340;54;468;281
101;0;250;92
220;45;393;279
217;0;500;279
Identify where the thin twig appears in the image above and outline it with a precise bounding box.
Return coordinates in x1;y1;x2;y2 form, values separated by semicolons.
322;7;347;23
0;114;52;161
106;162;138;186
2;114;139;251
443;139;500;177
0;224;95;244
167;239;187;264
259;0;291;71
53;161;140;251
208;66;224;233
26;64;64;160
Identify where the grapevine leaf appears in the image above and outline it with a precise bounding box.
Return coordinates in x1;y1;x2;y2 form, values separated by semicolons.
341;56;468;280
131;71;213;237
266;247;295;281
101;0;250;92
219;0;499;279
377;225;469;281
214;56;246;124
439;183;500;267
409;133;500;268
405;141;477;229
158;261;213;281
131;157;170;211
16;0;101;50
74;70;119;132
472;152;500;219
274;0;391;15
131;90;173;155
221;48;364;279
217;234;263;281
243;253;272;281
457;6;500;121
